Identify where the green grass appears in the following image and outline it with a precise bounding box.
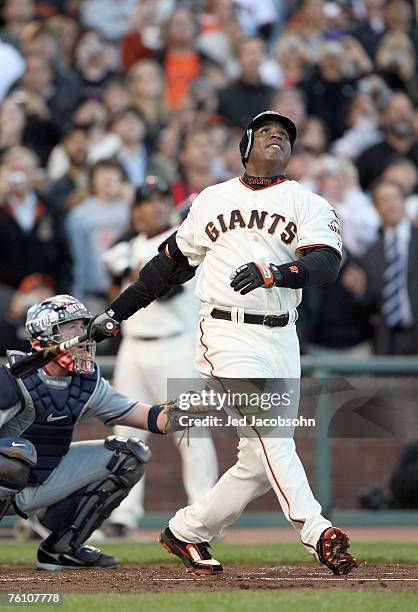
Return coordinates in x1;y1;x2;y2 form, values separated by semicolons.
1;540;418;565
2;592;418;612
0;543;417;611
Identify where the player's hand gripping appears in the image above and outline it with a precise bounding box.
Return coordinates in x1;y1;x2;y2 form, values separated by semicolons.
87;311;121;342
230;262;283;295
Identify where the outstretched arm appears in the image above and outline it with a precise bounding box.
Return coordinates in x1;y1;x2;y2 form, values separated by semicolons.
113;402;173;434
89;376;191;434
89;231;198;341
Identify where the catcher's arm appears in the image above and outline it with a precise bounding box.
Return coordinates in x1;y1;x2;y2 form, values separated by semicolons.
8;333;88;378
116;393;215;434
114;401;175;434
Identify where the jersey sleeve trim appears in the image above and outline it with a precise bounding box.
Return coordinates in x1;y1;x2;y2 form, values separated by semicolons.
104;401;139;426
295;243;342;257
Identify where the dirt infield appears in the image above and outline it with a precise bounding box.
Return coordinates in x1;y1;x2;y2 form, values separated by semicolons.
1;563;417;593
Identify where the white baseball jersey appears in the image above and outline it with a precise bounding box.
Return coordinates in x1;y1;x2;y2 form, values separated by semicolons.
176;178;342;314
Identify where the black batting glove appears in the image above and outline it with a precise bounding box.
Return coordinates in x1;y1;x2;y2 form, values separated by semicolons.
230;262;283;295
88;310;121;342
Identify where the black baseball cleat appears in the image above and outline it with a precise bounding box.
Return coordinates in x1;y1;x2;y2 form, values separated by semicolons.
158;526;223;575
36;542;118;570
316;527;358;575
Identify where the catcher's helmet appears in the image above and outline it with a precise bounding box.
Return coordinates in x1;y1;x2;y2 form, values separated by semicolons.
25;294;95;374
239;111;297;166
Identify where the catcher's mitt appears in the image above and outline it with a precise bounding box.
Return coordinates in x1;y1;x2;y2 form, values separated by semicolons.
163;391;220;433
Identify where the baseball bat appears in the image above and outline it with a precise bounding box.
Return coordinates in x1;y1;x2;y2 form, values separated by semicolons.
9;333;88;378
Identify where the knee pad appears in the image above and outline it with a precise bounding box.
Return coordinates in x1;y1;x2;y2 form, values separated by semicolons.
0;437;37;499
104;435;151;488
39;436;151;553
0;499;12;522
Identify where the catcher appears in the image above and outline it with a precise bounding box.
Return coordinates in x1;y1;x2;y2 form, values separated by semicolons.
0;294;183;570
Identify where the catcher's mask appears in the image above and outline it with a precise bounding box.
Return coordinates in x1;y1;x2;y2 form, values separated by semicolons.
239;110;297;167
25;294;96;374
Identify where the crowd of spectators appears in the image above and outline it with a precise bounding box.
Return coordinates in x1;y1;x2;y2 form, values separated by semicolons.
0;0;417;356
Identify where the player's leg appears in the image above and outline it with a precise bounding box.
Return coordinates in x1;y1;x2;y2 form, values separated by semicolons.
16;437;150;569
256;431;356;574
195;319;356;574
160;436;271;574
237;326;331;549
169;436;270;541
168;333;219;502
111;338;152;531
254;324;356;574
160;320;274;573
195;316;274;379
252;435;330;544
174;430;218;504
116;333;218;511
0;438;37;523
109;426;149;531
162;318;356;574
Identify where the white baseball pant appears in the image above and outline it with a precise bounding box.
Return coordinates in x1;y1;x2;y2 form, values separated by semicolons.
169;315;332;554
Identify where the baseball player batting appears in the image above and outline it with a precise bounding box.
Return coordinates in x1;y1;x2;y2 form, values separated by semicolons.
90;110;358;576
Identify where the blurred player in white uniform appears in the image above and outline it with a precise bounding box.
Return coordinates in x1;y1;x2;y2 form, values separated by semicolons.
91;113;357;575
102;177;218;533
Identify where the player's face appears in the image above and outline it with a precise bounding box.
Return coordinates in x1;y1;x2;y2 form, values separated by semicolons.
53;318;96;373
55;320;87;350
248;121;292;172
374;183;406;227
137;197;171;235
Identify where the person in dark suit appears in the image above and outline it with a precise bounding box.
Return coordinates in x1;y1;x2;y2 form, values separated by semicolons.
343;178;418;354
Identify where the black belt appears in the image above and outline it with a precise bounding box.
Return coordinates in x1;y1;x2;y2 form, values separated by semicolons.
211;308;289;328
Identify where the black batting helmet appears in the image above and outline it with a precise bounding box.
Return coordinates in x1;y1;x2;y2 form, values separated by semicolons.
239;111;297;166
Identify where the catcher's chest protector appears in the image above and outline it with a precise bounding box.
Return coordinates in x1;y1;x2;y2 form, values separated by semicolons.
20;370;98;484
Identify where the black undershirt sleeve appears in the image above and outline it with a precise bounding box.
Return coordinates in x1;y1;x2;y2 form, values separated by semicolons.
275;246;341;289
107;232;197;322
108;281;156;321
